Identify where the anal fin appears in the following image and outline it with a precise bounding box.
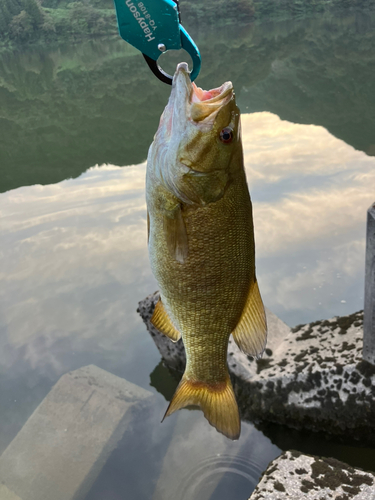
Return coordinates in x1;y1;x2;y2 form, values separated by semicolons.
151;298;181;342
232;279;267;358
163;375;240;440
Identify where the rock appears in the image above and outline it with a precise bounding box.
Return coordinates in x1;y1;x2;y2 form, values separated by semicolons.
139;293;375;442
0;365;153;500
249;450;375;499
235;310;375;443
0;484;22;500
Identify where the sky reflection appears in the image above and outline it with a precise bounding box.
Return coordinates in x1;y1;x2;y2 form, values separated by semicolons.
1;164;149;345
242;112;375;325
0;163;160;413
0;111;374;459
1;112;374;357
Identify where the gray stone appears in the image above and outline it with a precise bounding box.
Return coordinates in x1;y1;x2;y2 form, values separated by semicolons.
364;202;375;365
249;450;375;500
234;310;375;442
139;294;375;442
0;485;22;500
0;365;153;500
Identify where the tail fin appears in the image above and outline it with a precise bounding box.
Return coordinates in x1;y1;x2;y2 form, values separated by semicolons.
163;376;240;440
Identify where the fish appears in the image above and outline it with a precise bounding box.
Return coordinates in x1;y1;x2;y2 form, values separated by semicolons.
146;62;267;440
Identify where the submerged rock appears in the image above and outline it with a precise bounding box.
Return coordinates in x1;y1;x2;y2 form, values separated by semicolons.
138;293;375;443
0;365;153;500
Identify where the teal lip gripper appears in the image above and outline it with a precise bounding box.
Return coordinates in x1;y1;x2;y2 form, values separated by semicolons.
113;0;201;84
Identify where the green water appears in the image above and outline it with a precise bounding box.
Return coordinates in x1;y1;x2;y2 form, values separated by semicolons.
1;10;375;193
1;8;375;500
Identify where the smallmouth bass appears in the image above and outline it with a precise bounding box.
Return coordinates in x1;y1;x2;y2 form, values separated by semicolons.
146;63;267;440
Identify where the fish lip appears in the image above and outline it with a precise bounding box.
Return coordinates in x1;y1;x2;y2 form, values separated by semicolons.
172;62;192;87
191;81;233;105
172;63;233;125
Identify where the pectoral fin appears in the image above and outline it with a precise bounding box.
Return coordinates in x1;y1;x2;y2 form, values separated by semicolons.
151;298;181;342
163;205;188;263
232;280;267;358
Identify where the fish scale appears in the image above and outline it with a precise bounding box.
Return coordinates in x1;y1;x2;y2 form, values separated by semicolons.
152;178;252;334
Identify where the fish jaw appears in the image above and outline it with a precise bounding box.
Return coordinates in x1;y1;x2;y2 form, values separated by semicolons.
147;63;241;206
168;62;234;130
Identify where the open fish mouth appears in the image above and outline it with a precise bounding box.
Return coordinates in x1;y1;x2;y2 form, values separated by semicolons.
172;62;234;125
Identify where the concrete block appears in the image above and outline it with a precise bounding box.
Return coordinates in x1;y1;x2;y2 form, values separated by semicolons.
249;450;375;500
364;202;375;365
0;484;22;500
0;365;153;500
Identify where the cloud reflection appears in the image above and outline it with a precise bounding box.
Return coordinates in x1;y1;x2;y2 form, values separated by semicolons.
243;112;375;183
0;164;159;385
242;112;375;324
1;111;374;372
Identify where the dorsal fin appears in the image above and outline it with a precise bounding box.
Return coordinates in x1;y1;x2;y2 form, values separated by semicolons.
231;279;267;358
151;298;181;342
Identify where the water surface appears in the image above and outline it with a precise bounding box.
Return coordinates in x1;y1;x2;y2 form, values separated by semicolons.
1;8;375;499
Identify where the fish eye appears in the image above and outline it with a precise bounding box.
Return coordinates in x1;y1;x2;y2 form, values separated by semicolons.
219;127;234;144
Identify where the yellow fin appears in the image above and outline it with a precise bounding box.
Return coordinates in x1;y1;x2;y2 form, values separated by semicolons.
232;279;267;358
163;206;188;263
151;298;181;342
163;376;240;440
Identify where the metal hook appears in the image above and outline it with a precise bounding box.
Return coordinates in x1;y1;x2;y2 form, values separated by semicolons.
142;26;201;85
143;53;174;85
